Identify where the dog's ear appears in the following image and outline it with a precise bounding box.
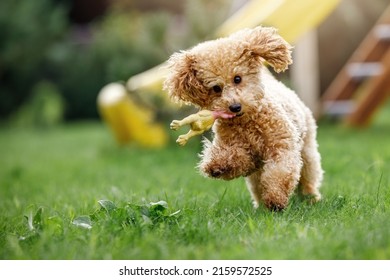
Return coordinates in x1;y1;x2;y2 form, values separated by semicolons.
163;51;202;105
234;26;292;73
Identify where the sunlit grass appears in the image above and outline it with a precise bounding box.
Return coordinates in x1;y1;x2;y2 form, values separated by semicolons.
1;105;390;259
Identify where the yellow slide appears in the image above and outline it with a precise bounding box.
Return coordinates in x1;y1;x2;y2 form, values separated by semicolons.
98;0;340;147
97;83;167;148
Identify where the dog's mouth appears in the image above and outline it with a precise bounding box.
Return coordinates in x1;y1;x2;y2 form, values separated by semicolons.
213;111;244;119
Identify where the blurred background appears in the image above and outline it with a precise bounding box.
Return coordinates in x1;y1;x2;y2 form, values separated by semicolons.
0;0;388;131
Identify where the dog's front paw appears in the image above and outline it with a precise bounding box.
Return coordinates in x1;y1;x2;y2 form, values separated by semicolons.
170;120;181;130
210;168;224;178
208;166;228;178
262;192;289;212
200;161;234;180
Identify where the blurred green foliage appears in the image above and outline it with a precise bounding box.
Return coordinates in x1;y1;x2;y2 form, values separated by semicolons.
11;80;65;127
0;0;68;119
0;0;231;122
49;10;171;120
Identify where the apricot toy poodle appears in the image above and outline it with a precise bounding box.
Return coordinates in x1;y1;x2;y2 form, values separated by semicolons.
164;26;323;211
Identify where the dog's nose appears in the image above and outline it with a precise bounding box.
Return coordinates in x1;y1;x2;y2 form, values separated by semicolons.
229;103;241;113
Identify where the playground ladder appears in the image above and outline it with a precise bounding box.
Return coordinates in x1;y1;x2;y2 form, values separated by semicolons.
321;5;390;126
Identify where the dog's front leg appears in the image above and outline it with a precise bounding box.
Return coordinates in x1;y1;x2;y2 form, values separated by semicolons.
247;149;302;211
199;140;259;180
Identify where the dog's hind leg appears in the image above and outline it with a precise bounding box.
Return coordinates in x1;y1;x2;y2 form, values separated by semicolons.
245;172;263;209
299;129;323;202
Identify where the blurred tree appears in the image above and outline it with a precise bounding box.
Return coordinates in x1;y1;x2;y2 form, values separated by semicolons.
11;80;65;127
0;0;68;119
48;10;171;120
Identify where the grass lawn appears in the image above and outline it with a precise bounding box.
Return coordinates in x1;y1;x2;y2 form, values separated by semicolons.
1;106;390;260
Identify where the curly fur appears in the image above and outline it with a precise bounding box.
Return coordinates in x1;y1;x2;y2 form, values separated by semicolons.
163;26;323;210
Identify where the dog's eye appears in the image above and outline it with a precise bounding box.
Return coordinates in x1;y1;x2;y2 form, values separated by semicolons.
212;85;222;93
233;75;242;84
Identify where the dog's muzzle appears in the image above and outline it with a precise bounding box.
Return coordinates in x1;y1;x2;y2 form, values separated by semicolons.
229;103;244;117
229;103;241;113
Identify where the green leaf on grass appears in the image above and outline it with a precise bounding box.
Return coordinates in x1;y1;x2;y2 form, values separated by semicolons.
72;216;92;229
141;214;153;225
25;206;43;231
98;200;117;212
150;201;168;209
33;207;43;230
74;199;181;230
149;201;169;216
25;212;34;231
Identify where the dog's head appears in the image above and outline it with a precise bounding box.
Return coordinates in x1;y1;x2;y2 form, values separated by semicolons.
163;26;292;118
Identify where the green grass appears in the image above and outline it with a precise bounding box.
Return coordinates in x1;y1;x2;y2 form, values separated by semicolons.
1;106;390;260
